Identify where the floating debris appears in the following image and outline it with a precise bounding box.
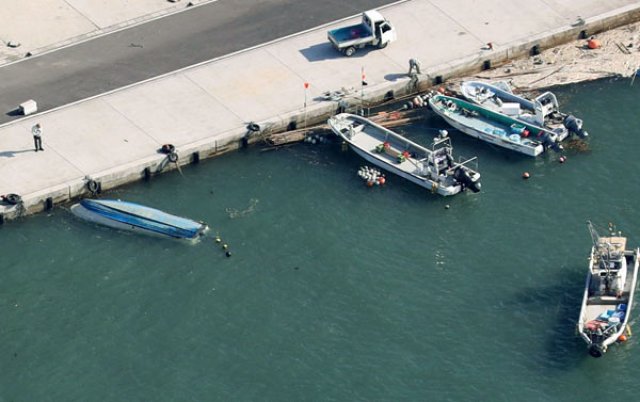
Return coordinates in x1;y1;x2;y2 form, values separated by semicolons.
562;138;591;152
226;198;259;219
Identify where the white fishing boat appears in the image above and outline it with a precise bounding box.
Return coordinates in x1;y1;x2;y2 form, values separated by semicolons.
428;94;565;157
327;113;481;196
459;80;588;138
577;221;640;357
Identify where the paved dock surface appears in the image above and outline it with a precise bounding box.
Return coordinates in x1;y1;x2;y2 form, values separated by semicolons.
1;0;639;219
0;0;397;124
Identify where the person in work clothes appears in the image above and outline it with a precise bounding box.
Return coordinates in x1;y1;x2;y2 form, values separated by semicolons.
32;123;44;151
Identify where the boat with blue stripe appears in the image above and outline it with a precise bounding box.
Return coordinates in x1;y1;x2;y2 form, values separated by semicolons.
71;199;208;240
459;80;589;139
428;94;566;157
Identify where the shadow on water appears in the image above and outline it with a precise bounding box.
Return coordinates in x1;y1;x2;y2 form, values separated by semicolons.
511;267;592;372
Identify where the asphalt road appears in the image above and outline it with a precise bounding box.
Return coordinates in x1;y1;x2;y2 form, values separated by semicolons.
0;0;399;124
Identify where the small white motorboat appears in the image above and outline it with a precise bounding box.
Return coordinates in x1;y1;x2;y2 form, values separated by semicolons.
428;94;566;157
327;113;481;196
577;221;640;357
459;80;588;139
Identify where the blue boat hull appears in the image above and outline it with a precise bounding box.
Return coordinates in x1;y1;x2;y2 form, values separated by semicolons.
71;199;208;240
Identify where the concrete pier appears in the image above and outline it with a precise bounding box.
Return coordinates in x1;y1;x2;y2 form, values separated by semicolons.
1;0;640;222
0;0;215;66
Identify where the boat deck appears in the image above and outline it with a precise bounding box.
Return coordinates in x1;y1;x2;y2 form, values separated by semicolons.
350;127;424;176
583;253;638;322
437;99;541;147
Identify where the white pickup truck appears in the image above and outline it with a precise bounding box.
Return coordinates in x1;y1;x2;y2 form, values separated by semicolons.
327;10;397;57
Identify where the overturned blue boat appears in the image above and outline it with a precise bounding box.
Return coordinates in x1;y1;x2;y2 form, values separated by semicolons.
71;199;208;240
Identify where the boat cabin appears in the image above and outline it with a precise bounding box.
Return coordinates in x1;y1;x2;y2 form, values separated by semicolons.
590;236;628;297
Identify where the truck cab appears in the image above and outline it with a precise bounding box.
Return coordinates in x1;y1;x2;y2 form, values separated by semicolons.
364;10;395;46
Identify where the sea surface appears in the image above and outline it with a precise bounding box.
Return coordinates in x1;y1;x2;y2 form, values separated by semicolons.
1;78;640;401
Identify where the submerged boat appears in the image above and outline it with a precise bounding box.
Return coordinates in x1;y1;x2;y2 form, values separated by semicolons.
577;221;639;357
428;94;567;157
459;80;588;138
327;113;481;196
71;199;208;240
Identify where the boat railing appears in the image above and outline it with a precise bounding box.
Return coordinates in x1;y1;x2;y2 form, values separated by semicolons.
431;135;452;150
446;156;479;173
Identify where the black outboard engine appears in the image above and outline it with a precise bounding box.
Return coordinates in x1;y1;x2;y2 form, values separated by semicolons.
540;132;563;152
588;344;605;358
454;167;481;193
563;115;589;138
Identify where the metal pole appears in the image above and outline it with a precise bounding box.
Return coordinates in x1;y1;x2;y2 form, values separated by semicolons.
304;82;309;128
361;66;365;114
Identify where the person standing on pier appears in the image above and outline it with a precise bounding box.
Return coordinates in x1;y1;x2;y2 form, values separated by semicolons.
32;123;44;152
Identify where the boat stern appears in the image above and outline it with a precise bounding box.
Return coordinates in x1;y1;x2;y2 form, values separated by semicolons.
589;343;606;358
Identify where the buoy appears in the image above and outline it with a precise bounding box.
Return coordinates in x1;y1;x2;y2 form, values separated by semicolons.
522;172;530;179
559;156;567;163
225;251;232;258
378;176;386;185
215;236;221;243
222;243;228;250
618;334;627;342
445;204;450;209
587;38;601;49
367;180;374;187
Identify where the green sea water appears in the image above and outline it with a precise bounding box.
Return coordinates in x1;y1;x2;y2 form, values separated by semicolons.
1;78;640;401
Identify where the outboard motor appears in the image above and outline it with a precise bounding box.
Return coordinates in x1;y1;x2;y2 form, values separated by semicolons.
540;132;563;152
588;344;605;358
454;167;481;193
563;115;589;138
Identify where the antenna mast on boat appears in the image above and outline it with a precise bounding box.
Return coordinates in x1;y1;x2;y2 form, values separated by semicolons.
588;220;610;271
588;220;620;274
587;220;601;249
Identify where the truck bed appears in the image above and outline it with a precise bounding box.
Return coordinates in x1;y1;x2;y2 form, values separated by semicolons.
328;24;373;47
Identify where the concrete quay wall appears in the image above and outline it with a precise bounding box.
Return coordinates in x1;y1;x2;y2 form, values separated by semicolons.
2;0;640;223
